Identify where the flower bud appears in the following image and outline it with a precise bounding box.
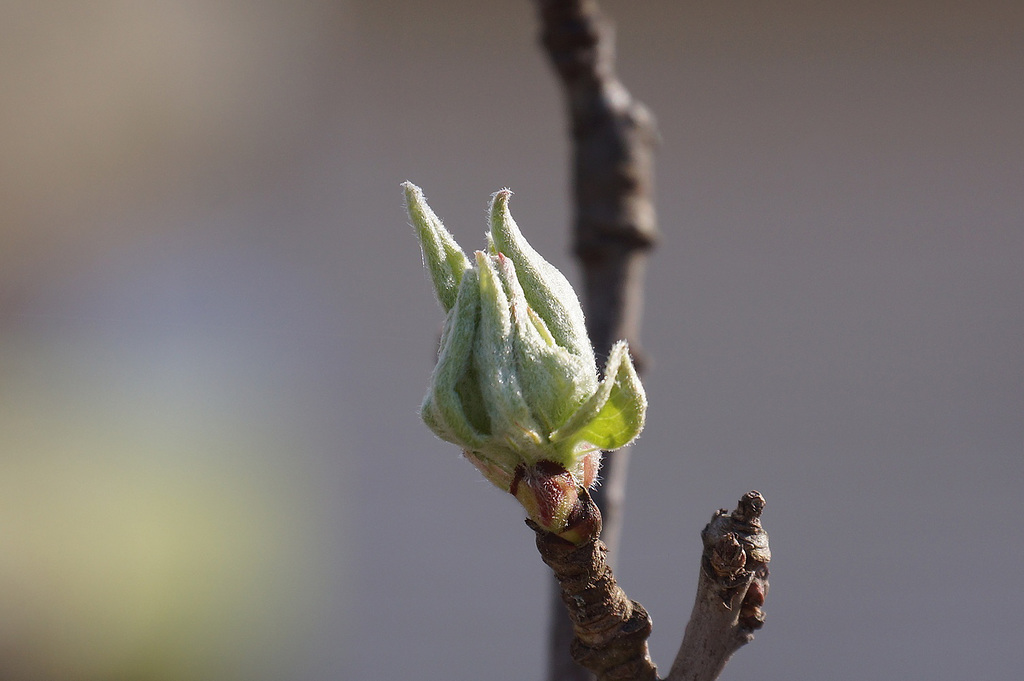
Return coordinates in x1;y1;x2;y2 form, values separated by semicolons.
405;182;647;539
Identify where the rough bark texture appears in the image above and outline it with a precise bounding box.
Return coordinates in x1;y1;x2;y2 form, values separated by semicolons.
667;493;771;681
533;492;770;681
530;491;659;681
533;2;658;678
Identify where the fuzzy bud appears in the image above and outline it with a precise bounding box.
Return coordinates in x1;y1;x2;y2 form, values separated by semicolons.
405;182;646;537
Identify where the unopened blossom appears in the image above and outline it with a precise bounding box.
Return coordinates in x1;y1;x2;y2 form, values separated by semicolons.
405;182;646;539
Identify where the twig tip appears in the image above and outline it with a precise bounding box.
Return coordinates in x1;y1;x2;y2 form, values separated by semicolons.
733;491;766;524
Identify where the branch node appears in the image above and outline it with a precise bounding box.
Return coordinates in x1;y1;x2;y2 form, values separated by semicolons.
669;493;772;681
733;490;766;525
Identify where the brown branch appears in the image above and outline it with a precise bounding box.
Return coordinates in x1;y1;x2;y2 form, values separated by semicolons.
532;491;770;681
668;492;771;681
530;490;659;681
533;1;658;678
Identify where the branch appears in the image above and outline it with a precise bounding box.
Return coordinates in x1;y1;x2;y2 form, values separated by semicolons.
668;492;771;681
530;490;659;681
534;1;658;677
533;492;770;681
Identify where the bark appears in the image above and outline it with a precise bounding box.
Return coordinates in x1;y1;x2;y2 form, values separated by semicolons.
531;490;659;681
667;492;771;681
533;2;658;678
533;492;770;681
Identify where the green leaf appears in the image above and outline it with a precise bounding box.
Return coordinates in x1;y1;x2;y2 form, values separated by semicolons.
422;269;486;449
487;190;594;363
404;182;471;312
549;341;646;451
473;251;545;456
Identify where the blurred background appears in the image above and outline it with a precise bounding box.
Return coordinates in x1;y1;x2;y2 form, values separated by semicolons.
1;1;1021;679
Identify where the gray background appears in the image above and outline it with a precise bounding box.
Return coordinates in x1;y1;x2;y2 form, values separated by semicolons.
1;1;1021;680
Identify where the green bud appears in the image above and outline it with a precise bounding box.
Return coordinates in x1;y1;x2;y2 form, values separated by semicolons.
406;182;647;538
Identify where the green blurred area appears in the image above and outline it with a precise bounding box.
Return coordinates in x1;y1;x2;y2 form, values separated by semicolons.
0;328;339;681
1;5;354;676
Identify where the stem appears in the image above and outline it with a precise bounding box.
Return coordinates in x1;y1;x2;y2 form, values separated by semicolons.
530;491;659;681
